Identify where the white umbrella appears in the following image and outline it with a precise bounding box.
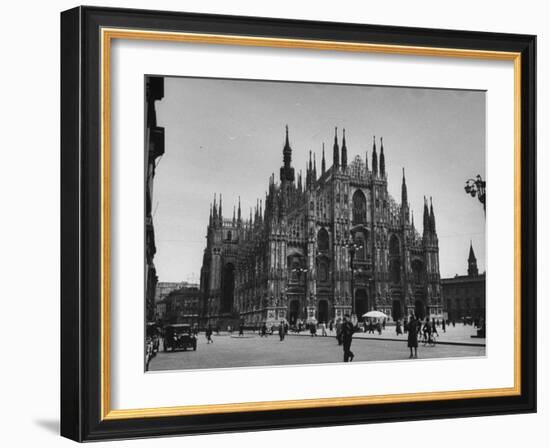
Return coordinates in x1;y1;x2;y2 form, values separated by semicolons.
362;310;388;319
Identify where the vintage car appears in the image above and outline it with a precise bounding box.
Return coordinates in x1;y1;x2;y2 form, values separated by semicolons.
163;324;197;352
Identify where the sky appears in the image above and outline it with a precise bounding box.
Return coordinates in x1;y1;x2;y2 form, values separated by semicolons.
153;76;486;283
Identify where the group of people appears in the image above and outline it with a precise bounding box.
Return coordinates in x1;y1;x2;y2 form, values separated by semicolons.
405;316;442;358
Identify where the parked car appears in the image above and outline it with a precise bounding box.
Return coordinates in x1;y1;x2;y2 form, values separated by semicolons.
163;324;197;352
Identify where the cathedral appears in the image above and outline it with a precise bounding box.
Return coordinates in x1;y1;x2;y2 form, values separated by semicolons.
199;127;442;327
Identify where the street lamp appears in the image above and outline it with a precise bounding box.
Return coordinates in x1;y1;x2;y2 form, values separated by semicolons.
344;236;363;319
464;175;486;213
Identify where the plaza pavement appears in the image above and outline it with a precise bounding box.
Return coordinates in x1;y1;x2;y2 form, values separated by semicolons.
147;330;485;372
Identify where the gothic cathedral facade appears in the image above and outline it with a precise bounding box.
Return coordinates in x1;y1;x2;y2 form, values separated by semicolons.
200;127;442;327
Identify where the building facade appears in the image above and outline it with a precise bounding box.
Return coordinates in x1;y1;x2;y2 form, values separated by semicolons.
145;76;165;322
200;127;442;327
155;281;197;303
161;286;202;325
442;243;486;322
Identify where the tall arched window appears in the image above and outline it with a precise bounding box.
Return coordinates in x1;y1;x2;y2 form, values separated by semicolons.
317;228;329;252
221;263;235;313
389;234;400;256
354;231;367;261
318;260;329;282
352;190;367;224
389;235;401;284
411;259;424;284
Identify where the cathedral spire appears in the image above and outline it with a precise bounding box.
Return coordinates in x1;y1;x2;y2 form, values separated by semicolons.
379;137;385;177
333;126;340;169
371;135;378;176
341;128;348;169
298;170;302;192
209;203;213;226
321;143;326;175
219;194;223;221
430;196;436;233
307;151;313;188
313;152;317;181
365;150;369;171
423;196;429;235
280;125;295;182
212;193;218;220
401;168;408;205
237;196;242;223
401;168;409;223
232;205;236;224
468;241;479;276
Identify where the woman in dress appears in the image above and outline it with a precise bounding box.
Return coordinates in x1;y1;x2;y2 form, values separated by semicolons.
407;314;419;358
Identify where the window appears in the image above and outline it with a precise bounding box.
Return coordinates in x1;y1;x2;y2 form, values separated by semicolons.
318;261;329;282
317;228;329;252
352;190;367;224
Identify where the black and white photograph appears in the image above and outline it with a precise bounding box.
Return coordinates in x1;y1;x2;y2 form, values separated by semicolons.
144;75;487;371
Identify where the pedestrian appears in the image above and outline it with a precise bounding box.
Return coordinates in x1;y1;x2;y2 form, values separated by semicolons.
442;319;446;333
321;321;327;336
396;319;403;335
310;322;317;337
261;322;267;337
206;325;214;344
422;317;432;344
407;314;419;358
278;320;285;341
376;321;382;335
431;319;439;338
341;314;356;362
239;323;244;336
335;318;343;345
227;325;232;334
382;318;386;330
329;320;334;333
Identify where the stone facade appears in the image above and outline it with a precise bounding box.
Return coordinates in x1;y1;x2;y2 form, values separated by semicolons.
442;243;486;322
200;127;442;327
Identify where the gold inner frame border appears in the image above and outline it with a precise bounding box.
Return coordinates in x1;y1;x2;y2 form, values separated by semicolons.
100;27;522;421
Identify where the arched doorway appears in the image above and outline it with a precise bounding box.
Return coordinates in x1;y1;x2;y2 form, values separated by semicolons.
355;289;368;319
318;300;329;324
289;299;300;324
221;263;235;313
392;299;402;321
414;299;426;320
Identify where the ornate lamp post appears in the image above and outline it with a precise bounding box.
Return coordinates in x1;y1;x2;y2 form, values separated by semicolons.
464;175;486;213
344;236;363;320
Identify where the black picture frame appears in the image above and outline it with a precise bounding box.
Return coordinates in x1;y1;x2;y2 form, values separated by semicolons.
61;6;536;442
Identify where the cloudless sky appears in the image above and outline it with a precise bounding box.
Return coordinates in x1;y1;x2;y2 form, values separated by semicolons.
154;77;486;282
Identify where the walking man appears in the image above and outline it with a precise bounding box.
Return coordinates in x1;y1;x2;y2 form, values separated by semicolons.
206;325;214;344
341;315;356;362
278;321;285;342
